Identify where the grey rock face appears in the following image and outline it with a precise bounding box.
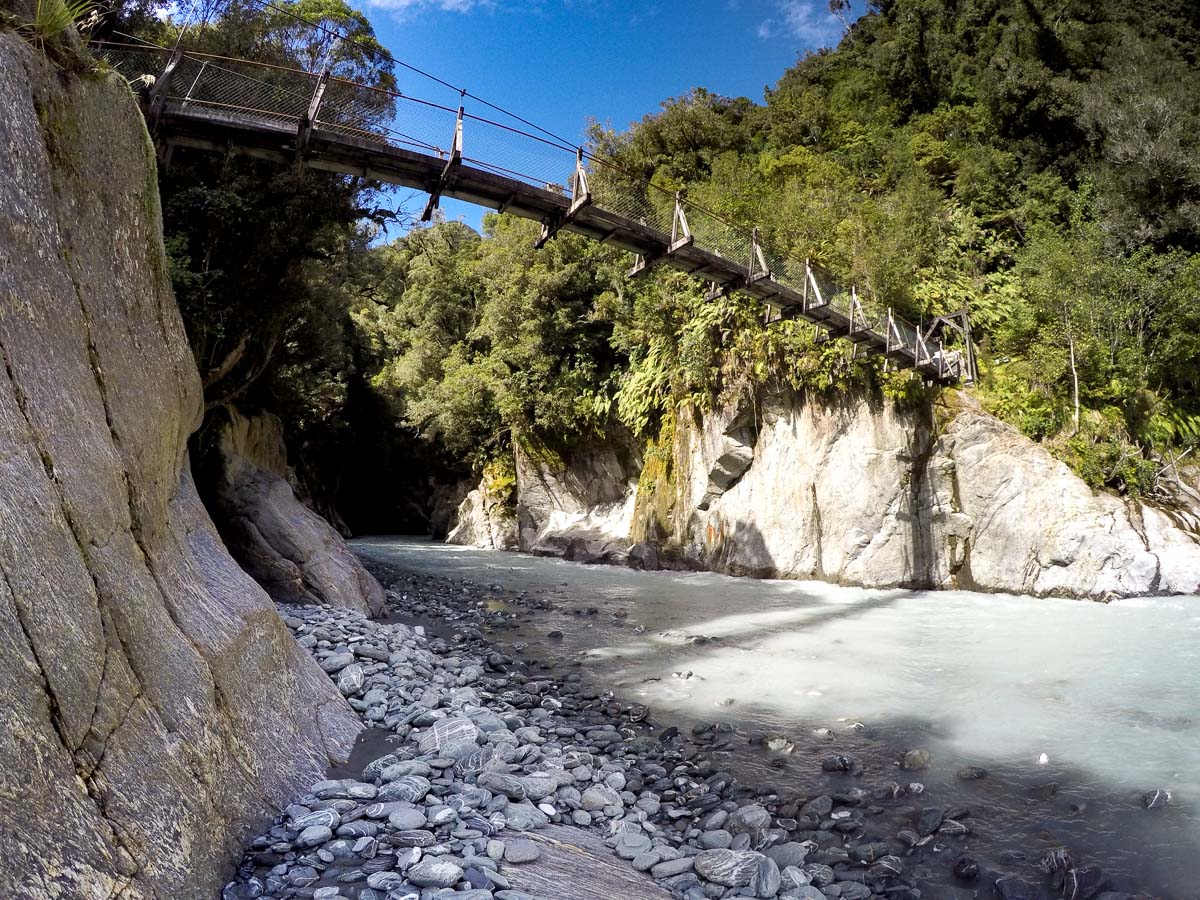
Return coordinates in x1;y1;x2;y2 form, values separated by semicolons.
509;388;1200;599
209;407;386;617
0;36;358;900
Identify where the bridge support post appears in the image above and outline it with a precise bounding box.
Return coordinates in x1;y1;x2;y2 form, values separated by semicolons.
669;191;694;255
147;48;184;131
535;148;592;248
296;68;330;169
748;227;771;285
422;105;464;221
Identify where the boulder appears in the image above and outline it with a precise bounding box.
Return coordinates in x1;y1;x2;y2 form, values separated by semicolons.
209;409;385;617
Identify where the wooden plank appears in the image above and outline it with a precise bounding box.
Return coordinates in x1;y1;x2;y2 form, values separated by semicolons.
500;825;673;900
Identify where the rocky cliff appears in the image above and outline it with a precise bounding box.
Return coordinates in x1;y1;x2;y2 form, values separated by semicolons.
450;388;1200;599
207;407;385;617
0;35;359;899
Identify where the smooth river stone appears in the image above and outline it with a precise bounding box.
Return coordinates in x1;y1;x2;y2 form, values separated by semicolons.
406;858;464;888
418;717;480;755
727;804;771;846
478;772;526;801
387;808;428;830
377;775;431;803
291;809;340;831
580;784;621;811
520;773;558;801
503;838;542;863
296;825;333;848
614;831;653;860
337;664;365;696
320;651;355;673
694;849;766;888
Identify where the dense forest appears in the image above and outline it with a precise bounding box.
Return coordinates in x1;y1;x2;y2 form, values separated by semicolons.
119;0;1200;529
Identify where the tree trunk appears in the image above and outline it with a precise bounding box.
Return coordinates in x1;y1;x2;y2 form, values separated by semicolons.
1069;334;1081;435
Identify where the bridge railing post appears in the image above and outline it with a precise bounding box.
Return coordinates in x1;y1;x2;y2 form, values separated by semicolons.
748;228;771;283
296;68;330;166
147;48;184;129
421;103;464;222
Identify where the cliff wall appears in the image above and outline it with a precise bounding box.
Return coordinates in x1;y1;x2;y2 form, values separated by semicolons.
0;35;359;899
451;387;1200;599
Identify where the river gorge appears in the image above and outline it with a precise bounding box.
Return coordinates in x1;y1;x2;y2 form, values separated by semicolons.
5;6;1200;900
354;537;1198;898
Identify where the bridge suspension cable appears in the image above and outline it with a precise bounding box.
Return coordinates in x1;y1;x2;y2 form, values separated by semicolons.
91;29;975;384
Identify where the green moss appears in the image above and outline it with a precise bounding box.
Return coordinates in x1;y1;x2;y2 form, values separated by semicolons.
631;411;677;543
482;454;516;504
34;92;82;174
515;432;566;471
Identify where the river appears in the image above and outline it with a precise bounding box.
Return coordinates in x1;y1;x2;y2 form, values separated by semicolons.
353;536;1199;897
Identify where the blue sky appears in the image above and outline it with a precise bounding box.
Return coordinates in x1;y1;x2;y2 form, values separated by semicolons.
353;0;863;230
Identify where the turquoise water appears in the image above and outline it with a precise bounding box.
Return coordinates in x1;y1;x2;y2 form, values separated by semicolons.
354;537;1200;896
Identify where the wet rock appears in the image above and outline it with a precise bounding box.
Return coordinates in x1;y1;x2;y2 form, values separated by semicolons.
868;856;903;879
1062;866;1107;900
821;754;856;773
956;766;989;781
900;749;930;770
1030;782;1059;800
1040;848;1074;874
996;876;1038;900
952;857;979;881
938;819;970;836
916;807;944;835
694;848;765;888
1142;789;1171;809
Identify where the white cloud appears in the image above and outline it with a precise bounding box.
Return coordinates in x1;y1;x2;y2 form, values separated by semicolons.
757;0;843;47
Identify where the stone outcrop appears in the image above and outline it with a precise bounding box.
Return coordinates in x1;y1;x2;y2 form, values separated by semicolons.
0;36;359;900
503;388;1200;599
209;407;385;617
445;479;520;550
513;438;640;561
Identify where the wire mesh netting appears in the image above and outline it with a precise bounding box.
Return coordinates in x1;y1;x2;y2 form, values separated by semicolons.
95;41;963;379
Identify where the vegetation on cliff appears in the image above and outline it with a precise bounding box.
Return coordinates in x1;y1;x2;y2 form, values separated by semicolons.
344;0;1200;502
109;0;1200;522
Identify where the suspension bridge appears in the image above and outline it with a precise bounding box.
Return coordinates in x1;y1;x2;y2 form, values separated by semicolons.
94;38;974;384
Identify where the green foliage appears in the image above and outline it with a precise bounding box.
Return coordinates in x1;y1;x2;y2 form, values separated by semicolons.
154;0;1200;515
18;0;94;51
